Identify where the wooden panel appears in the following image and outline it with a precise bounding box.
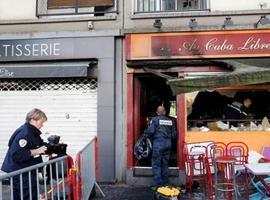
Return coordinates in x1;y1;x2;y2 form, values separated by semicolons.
78;0;114;7
48;0;76;9
48;0;113;9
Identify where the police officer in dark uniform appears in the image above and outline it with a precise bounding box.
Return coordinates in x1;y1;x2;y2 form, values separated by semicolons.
1;108;48;200
143;106;176;187
224;98;252;127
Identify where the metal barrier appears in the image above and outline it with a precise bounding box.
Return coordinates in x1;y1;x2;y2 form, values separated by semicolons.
75;137;105;200
0;137;103;200
0;155;75;200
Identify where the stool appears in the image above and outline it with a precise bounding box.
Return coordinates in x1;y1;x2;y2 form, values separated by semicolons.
214;156;238;200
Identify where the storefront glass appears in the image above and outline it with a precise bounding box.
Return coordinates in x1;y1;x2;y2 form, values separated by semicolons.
186;85;270;132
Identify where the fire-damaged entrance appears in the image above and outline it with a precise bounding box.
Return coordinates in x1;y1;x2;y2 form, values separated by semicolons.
136;74;177;167
127;71;180;178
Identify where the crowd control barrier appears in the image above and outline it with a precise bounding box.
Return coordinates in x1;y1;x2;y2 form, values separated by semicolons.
0;137;103;200
0;155;76;200
75;136;105;200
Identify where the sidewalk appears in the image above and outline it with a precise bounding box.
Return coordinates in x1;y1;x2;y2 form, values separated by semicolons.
93;184;154;200
93;183;254;200
93;184;206;200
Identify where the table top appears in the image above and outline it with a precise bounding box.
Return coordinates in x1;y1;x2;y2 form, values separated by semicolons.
244;163;270;175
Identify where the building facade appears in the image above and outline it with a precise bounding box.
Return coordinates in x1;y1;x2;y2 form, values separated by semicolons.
1;0;270;185
123;0;270;185
0;0;124;183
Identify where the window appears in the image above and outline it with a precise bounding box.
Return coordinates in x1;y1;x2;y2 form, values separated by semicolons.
187;85;270;132
47;0;114;9
135;0;208;13
37;0;116;17
183;0;199;10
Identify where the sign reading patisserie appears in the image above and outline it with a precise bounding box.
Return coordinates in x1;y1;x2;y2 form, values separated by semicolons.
0;38;72;61
125;30;270;60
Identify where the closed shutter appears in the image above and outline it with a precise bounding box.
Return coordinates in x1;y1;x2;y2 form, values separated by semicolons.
0;78;97;167
47;0;114;9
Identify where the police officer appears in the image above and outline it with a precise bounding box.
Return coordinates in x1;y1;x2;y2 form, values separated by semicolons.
143;106;176;188
1;108;48;200
224;98;252;127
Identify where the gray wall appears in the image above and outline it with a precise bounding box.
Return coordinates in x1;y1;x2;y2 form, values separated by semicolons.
97;57;115;181
0;31;120;182
96;36;125;182
115;37;125;182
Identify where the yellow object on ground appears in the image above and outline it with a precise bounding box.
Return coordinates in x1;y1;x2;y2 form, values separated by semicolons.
157;186;180;196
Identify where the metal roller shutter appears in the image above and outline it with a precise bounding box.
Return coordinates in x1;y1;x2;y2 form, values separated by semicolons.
0;78;97;169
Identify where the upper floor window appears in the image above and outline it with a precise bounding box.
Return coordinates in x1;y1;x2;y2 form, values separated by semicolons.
37;0;117;17
134;0;209;14
47;0;113;9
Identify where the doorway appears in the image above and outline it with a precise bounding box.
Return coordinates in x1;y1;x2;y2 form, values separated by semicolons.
133;74;178;168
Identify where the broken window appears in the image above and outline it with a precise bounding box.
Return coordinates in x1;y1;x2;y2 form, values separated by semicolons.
187;86;270;132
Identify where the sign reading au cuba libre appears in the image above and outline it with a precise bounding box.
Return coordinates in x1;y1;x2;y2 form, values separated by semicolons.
0;38;74;61
126;30;270;60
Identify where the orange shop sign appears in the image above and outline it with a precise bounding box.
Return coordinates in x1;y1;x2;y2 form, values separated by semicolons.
125;30;270;60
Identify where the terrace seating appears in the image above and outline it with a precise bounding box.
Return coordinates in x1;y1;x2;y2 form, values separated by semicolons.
184;141;249;199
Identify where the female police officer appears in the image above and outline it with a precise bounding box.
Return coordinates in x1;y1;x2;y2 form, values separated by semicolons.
1;108;48;200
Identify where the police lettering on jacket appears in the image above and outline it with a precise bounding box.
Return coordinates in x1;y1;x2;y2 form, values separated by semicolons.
143;115;176;140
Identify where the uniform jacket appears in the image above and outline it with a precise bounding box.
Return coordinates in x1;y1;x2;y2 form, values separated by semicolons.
143;115;176;141
1;123;43;172
225;101;249;120
224;101;251;127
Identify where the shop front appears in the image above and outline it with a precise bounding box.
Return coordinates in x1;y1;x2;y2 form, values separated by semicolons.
125;29;270;185
0;33;118;182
